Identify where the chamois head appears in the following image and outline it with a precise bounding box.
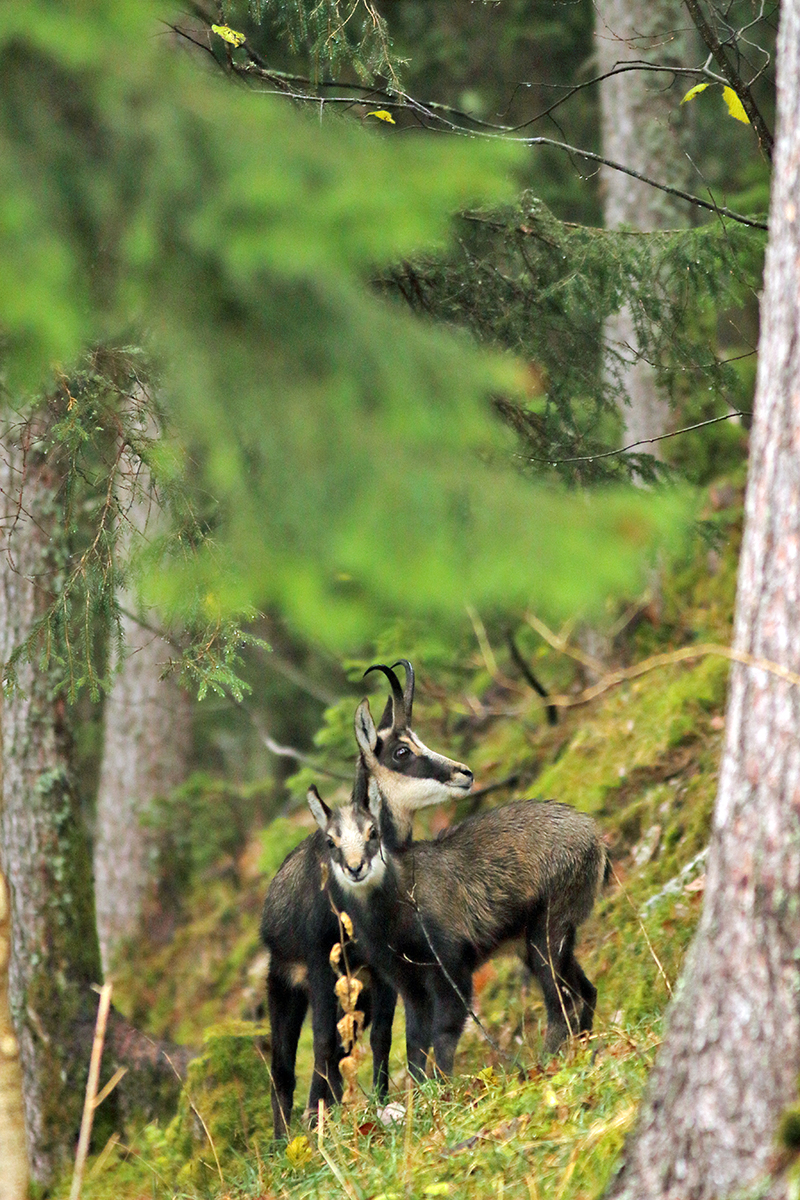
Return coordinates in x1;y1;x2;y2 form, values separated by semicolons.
308;784;386;892
356;666;473;814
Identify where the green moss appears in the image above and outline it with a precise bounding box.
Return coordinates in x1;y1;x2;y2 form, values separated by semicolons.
531;656;728;815
163;1020;274;1189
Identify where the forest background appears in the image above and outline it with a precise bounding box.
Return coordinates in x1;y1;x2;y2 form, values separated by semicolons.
0;1;793;1198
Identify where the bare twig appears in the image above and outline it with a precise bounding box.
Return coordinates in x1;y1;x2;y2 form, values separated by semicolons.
525;615;800;709
683;0;773;160
70;982;113;1200
163;1051;224;1186
610;865;673;996
521;410;751;466
173;16;769;232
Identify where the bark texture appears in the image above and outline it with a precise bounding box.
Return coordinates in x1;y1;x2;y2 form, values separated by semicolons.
0;701;29;1200
606;2;800;1195
595;0;691;454
94;603;192;974
0;423;102;1185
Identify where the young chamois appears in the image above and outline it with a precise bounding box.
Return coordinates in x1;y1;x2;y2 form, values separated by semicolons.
260;662;473;1138
309;698;606;1082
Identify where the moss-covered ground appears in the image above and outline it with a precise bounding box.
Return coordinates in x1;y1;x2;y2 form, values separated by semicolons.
54;491;744;1200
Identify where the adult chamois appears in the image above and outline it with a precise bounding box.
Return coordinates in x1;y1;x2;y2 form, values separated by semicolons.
309;697;606;1082
260;662;473;1137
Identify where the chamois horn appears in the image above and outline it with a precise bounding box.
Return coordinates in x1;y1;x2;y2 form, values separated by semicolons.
363;662;407;729
390;659;415;725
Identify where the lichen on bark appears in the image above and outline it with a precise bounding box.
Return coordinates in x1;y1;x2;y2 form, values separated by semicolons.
0;416;104;1185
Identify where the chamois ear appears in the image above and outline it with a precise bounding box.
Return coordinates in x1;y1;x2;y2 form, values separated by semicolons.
354;698;379;766
367;777;383;823
307;785;331;832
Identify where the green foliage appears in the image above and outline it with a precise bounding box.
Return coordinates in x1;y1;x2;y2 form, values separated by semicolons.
145;771;275;893
231;0;401;83
384;198;765;485
1;2;709;656
257;815;310;877
0;350;262;701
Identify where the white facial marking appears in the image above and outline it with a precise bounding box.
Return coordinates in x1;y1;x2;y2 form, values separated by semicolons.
331;847;386;894
338;808;370;872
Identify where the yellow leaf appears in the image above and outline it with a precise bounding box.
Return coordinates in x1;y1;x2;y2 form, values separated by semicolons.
423;1186;451;1197
285;1135;313;1167
680;82;709;104
366;110;396;124
722;86;750;124
211;24;246;47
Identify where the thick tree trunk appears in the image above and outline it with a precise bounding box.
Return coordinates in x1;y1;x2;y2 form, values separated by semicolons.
94;604;192;974
595;0;691;455
0;421;102;1186
606;2;800;1196
0;698;29;1200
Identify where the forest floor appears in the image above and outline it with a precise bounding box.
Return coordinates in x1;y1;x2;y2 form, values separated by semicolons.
54;481;742;1200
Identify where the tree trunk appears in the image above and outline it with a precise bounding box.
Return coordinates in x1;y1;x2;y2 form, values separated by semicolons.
95;603;192;974
595;0;691;456
0;419;102;1186
605;1;800;1195
0;698;29;1200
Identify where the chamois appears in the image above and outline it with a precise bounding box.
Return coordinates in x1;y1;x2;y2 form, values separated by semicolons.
260;662;473;1138
309;698;606;1082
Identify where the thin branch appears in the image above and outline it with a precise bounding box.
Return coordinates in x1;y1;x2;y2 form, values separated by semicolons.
70;983;113;1200
507;138;767;229
507;632;558;725
525;615;800;710
522;410;752;466
178;19;770;231
683;0;774;160
231;697;353;782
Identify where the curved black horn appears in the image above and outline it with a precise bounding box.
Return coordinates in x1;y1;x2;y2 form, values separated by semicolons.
390;659;415;725
363;663;407;729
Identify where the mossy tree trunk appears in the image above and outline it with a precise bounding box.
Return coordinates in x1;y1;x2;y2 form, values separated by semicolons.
0;418;102;1186
94;483;193;975
605;2;800;1195
595;0;691;458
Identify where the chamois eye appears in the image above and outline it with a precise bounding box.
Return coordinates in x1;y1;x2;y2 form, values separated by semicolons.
393;745;410;761
326;837;335;850
366;825;377;841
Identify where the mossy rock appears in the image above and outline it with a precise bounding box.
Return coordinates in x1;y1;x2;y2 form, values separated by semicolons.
163;1019;273;1189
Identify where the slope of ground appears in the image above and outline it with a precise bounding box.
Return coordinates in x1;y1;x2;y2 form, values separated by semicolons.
55;490;743;1200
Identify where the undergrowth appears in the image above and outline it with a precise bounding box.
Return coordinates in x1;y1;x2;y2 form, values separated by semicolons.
57;484;742;1200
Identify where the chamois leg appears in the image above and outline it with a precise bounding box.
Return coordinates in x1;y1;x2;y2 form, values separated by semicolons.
563;954;597;1033
431;970;472;1077
369;978;398;1100
404;991;434;1082
525;924;577;1055
267;967;309;1139
307;967;344;1119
